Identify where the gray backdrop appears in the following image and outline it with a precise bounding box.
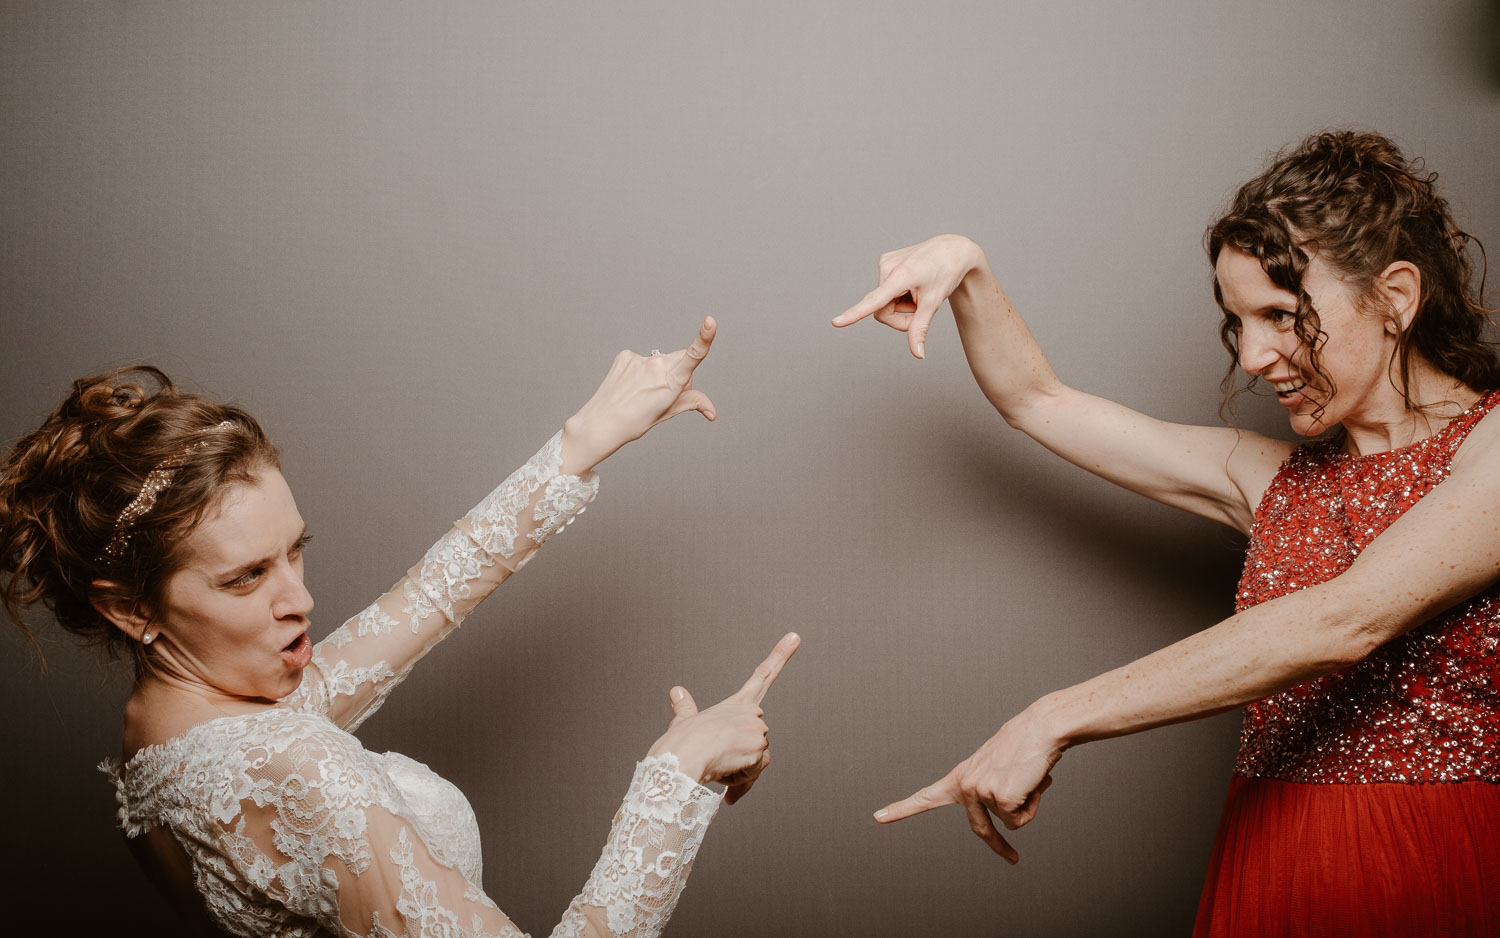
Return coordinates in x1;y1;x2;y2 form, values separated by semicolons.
3;2;1497;935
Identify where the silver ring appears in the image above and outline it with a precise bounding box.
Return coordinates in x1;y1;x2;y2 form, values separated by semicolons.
650;348;662;356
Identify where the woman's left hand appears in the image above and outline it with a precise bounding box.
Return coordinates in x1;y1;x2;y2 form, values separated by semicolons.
560;317;718;474
649;631;801;805
874;708;1062;863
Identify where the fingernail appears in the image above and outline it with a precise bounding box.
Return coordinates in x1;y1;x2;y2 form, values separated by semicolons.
874;808;889;821
916;342;925;358
670;688;684;703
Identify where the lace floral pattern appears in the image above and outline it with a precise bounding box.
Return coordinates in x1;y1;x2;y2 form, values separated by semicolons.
403;433;592;625
102;712;719;937
282;432;600;734
558;756;720;938
100;434;722;937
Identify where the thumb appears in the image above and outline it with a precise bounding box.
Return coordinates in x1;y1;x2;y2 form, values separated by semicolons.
669;686;699;718
659;389;717;423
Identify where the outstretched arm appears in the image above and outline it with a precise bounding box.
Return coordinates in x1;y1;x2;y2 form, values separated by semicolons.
286;320;720;730
834;236;1290;532
875;412;1500;861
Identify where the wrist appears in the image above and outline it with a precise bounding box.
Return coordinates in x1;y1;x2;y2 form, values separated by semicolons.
950;259;998;312
647;734;709;784
946;234;985;275
560;414;613;476
1022;691;1078;754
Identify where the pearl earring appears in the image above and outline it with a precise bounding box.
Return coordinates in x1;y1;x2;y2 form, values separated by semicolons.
142;632;155;645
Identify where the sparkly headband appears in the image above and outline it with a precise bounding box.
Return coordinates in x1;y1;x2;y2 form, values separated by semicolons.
98;421;236;561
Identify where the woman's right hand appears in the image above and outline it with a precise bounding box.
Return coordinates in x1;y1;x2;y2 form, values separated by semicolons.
560;316;719;475
648;632;800;804
832;234;987;359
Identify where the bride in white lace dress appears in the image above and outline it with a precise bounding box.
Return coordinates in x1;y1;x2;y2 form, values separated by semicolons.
0;318;799;938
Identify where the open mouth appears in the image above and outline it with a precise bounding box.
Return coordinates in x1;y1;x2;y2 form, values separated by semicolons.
281;632;312;667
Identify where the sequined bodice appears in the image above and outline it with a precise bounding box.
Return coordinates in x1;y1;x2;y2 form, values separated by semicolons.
1234;391;1500;783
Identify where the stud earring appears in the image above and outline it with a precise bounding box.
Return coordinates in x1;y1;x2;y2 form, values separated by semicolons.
142;631;155;645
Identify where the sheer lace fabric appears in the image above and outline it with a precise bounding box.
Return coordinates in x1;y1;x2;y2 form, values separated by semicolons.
100;433;723;937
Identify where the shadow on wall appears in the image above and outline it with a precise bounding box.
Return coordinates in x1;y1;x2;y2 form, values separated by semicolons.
1482;0;1500;87
938;425;1248;632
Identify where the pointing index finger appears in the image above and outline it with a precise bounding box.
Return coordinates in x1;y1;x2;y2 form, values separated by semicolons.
671;316;716;380
832;279;910;328
733;632;801;705
873;767;961;823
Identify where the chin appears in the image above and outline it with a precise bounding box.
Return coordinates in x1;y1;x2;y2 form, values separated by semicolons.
1288;417;1332;438
278;671;307;697
1286;403;1338;438
260;671;305;702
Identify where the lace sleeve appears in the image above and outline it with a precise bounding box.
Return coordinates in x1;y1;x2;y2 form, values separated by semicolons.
549;753;722;938
201;723;719;938
283;431;599;729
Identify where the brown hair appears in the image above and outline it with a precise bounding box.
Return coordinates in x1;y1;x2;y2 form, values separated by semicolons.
0;366;279;671
1208;130;1499;420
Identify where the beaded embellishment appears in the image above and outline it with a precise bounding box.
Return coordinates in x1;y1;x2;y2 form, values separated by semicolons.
98;421;235;560
1234;391;1500;783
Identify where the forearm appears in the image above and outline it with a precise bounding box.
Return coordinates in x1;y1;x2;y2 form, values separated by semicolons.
949;256;1068;427
300;431;599;729
403;430;599;622
949;251;1273;526
1032;586;1374;748
554;753;722;938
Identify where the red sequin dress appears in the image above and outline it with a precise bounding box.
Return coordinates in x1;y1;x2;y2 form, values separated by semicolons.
1193;390;1500;937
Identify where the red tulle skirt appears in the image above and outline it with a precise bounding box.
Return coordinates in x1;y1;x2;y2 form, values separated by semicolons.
1193;777;1500;937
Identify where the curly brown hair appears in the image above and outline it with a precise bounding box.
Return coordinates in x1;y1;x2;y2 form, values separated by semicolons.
0;366;279;672
1208;130;1499;421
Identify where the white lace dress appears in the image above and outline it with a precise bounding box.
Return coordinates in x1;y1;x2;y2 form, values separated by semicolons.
100;433;723;938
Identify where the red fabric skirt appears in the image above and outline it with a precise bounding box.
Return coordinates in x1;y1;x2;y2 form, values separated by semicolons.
1193;777;1500;937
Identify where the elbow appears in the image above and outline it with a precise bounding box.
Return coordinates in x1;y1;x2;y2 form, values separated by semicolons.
1320;607;1398;671
998;381;1067;433
1324;629;1380;671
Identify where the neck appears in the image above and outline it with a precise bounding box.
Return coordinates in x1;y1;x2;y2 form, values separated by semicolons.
1339;360;1481;456
123;666;277;755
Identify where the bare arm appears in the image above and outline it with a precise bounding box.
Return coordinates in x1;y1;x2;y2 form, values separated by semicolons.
835;236;1291;532
877;408;1500;860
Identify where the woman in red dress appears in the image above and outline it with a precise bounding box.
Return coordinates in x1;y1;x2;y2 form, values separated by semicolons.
834;131;1500;935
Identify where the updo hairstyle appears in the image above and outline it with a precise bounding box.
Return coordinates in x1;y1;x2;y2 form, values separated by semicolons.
0;366;279;667
1208;130;1499;414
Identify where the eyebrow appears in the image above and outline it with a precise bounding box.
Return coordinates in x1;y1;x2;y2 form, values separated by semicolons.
1220;292;1296;318
216;524;310;582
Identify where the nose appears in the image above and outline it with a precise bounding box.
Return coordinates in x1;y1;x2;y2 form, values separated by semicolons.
1236;321;1282;378
272;562;314;620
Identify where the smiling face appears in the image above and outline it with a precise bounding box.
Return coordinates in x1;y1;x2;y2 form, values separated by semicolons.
1215;245;1399;437
148;468;315;703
